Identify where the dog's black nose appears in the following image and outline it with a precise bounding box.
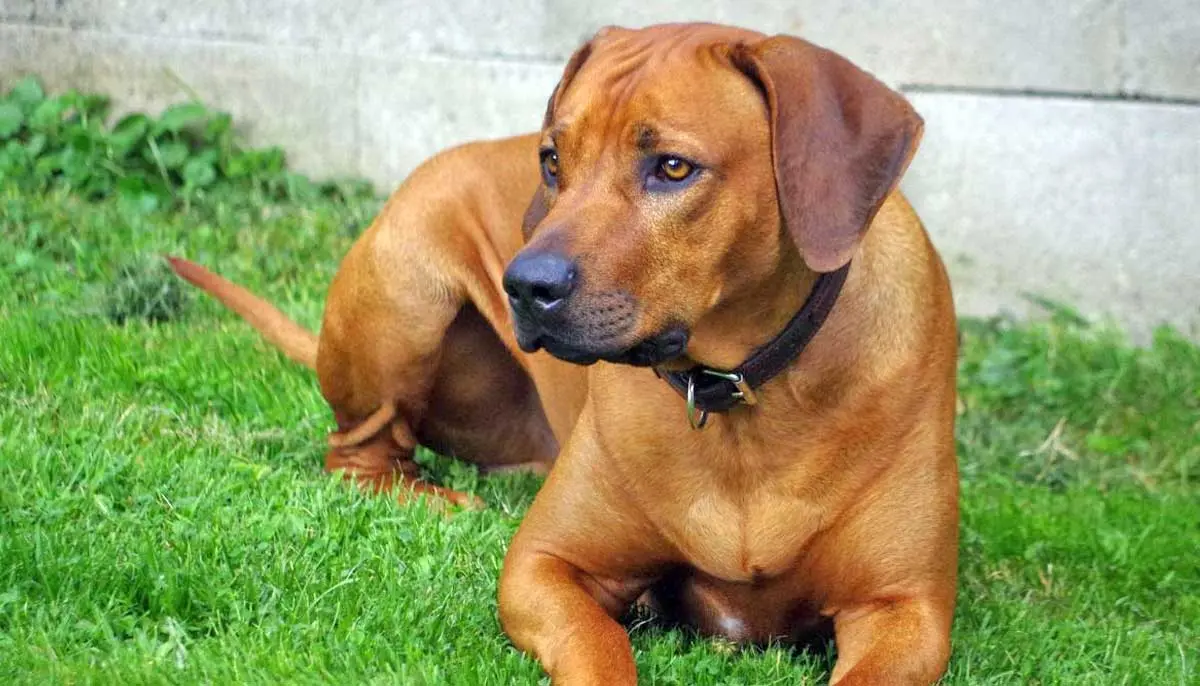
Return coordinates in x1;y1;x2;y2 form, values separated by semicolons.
503;251;577;313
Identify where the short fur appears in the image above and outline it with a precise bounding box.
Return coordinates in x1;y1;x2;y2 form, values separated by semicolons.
172;22;958;685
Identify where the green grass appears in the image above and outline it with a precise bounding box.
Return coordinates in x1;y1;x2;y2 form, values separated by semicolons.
0;181;1196;685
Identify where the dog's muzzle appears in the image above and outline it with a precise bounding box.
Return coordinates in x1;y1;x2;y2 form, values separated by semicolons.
503;251;688;367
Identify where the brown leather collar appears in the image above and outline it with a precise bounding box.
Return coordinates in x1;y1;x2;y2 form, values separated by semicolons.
654;262;851;418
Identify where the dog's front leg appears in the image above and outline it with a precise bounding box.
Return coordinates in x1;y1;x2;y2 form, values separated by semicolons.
829;595;953;685
499;549;638;685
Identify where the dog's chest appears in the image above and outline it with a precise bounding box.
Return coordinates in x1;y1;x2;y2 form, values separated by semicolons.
665;485;825;583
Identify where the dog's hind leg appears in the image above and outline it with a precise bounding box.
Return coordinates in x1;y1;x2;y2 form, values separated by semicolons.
315;220;485;507
315;201;558;507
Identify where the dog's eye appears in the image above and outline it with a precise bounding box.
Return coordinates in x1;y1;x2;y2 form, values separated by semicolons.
655;156;695;183
540;149;559;185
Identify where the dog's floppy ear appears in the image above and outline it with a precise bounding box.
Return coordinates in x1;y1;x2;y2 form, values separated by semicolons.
522;36;596;239
731;36;923;272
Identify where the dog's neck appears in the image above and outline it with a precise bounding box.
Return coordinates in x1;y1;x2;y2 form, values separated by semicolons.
682;249;820;371
649;244;856;422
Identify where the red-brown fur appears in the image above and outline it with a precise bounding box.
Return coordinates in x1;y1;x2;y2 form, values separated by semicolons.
172;22;958;684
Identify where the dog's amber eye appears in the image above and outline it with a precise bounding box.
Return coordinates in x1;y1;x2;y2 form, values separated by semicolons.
657;156;693;182
540;150;559;183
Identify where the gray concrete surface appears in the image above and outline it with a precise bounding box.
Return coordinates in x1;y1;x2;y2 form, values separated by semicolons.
1;1;1198;338
1123;0;1200;99
903;92;1200;338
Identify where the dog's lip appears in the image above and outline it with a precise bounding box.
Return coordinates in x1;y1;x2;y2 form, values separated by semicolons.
517;327;602;365
531;326;688;368
516;331;544;353
540;337;601;365
621;326;689;367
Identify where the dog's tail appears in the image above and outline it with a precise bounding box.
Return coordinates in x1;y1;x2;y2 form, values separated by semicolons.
166;256;318;370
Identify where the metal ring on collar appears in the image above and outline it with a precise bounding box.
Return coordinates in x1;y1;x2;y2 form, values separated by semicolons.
686;371;709;430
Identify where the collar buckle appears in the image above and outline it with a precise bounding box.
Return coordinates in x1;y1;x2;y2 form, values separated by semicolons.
701;369;757;407
654;262;851;428
686;369;757;431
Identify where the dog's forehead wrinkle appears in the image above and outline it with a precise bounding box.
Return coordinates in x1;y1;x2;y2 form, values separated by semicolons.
634;124;659;151
595;22;765;62
565;43;708;148
563;58;752;168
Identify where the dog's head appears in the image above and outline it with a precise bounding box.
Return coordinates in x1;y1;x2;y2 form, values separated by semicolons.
504;23;923;367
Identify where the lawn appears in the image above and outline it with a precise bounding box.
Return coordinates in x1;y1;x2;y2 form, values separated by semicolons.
1;109;1198;683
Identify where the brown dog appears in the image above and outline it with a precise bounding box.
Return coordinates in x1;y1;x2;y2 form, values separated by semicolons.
172;22;957;685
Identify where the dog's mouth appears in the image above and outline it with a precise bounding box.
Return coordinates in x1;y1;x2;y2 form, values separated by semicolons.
510;287;690;368
520;326;690;368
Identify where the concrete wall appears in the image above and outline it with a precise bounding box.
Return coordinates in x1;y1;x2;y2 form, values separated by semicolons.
2;1;1197;339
